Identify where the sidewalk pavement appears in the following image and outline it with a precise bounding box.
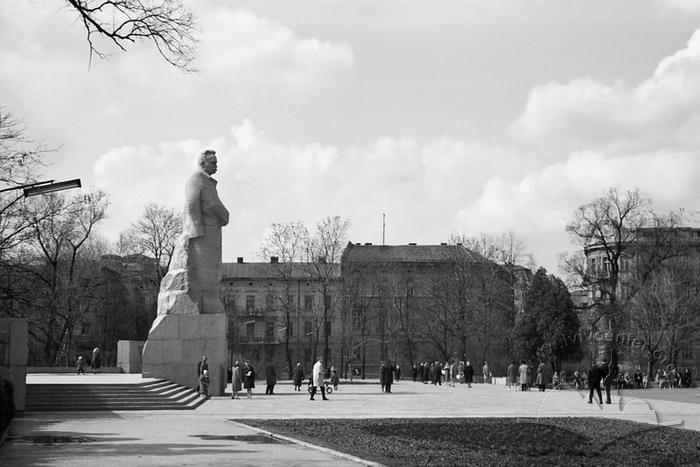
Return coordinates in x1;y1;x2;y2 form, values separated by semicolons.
2;374;699;466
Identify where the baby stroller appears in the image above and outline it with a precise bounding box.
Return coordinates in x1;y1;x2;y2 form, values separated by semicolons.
307;378;333;395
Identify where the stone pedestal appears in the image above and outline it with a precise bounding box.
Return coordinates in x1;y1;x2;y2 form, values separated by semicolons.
0;318;28;411
117;340;145;374
142;314;227;396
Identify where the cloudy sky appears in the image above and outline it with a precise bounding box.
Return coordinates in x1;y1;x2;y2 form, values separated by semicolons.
2;0;700;273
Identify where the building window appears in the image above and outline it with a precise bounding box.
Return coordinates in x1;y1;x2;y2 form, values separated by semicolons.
246;322;255;341
246;295;256;314
304;295;313;313
352;306;362;329
80;323;90;335
266;294;275;312
304;321;312;335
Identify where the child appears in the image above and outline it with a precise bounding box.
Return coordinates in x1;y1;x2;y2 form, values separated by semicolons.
330;366;339;390
199;369;210;398
76;356;85;375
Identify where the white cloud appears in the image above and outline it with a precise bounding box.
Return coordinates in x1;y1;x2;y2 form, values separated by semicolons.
93;120;522;262
654;0;700;14
511;29;700;153
195;8;354;91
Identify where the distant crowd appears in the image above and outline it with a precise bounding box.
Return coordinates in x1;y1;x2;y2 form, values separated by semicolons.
191;354;694;399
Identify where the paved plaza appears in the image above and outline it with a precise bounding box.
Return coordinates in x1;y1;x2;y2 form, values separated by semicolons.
2;374;699;466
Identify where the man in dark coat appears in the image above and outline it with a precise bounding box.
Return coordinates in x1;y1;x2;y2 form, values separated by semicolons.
603;362;616;404
464;360;474;388
265;362;277;395
587;363;604;404
383;361;395;393
379;361;387;392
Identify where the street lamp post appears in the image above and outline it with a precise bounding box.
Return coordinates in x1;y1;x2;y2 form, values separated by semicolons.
0;179;82;197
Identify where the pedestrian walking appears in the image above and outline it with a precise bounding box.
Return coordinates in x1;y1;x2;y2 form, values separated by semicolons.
464;361;474;388
91;347;101;374
587;362;604;404
330;366;339;390
199;369;210;398
506;361;517;390
536;360;552;392
231;361;242;399
292;362;304;391
482;361;492;384
243;361;255;399
197;355;208;395
265;362;277;395
76;356;85;375
310;356;329;401
518;360;528;392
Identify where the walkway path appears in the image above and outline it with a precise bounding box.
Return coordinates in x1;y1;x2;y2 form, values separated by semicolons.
2;374;698;466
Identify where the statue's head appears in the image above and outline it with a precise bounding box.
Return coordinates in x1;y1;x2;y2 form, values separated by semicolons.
199;150;218;175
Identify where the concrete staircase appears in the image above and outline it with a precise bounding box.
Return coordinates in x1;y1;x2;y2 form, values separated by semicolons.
25;379;205;411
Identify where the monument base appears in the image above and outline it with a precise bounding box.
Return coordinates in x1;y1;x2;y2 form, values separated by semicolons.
141;314;227;396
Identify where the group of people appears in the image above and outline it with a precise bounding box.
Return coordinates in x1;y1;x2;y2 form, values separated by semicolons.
75;347;102;375
206;355;337;401
197;354;695;400
654;367;693;389
409;360;486;388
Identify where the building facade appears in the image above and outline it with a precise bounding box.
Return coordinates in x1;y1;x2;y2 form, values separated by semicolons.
220;257;342;379
222;243;528;379
580;227;700;376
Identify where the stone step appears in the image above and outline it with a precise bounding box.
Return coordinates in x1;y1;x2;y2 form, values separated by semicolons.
25;379;204;412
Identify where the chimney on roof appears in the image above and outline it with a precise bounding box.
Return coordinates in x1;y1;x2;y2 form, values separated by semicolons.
364;242;372;246
456;243;463;246
440;243;447;246
237;257;244;263
355;242;361;246
270;256;279;263
408;242;417;246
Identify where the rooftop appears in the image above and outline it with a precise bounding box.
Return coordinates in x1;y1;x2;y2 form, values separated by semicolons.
340;242;483;264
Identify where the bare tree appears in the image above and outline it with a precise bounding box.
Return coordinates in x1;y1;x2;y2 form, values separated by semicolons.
307;216;350;366
0;106;51;261
438;235;528;370
627;259;700;375
451;231;531;267
14;189;110;364
119;202;181;284
64;0;198;71
258;221;310;375
563;187;683;368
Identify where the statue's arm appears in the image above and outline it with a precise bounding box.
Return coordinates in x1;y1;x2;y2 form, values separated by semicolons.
184;176;205;238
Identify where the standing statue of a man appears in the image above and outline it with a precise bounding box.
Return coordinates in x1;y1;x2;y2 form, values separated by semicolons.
159;149;229;314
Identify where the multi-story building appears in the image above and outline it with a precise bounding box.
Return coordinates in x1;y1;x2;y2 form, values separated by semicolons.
220;256;341;379
221;243;529;379
581;227;700;375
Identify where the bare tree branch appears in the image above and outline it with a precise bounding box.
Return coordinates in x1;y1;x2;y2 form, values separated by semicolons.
65;0;199;71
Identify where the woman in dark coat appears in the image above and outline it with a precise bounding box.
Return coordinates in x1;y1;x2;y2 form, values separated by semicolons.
291;362;304;391
464;361;474;388
243;361;255;399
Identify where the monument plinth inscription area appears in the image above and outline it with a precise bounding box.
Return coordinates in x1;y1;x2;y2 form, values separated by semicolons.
142;150;230;395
